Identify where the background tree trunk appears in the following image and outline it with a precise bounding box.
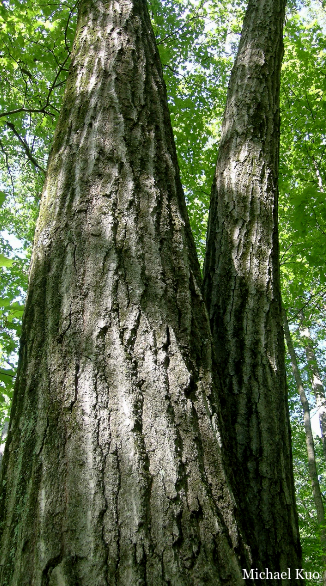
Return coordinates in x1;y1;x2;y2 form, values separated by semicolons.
283;310;326;584
203;0;303;580
0;0;251;584
299;312;326;462
0;420;8;477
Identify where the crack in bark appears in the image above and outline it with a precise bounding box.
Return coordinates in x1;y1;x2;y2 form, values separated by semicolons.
37;416;49;456
68;362;79;412
57;308;72;344
41;551;63;586
114;448;121;586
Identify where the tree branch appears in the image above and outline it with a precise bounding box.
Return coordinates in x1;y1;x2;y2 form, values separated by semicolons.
0;139;15;196
6;122;45;173
0;107;55;119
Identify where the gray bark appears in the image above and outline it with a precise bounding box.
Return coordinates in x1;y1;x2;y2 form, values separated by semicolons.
0;1;251;584
203;0;303;581
283;311;326;584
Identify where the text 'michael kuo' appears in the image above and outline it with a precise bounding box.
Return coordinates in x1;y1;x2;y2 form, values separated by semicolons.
243;568;321;580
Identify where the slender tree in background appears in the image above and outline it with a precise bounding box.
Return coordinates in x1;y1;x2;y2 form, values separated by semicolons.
283;310;326;584
0;0;252;583
299;313;326;462
203;0;303;578
279;6;326;570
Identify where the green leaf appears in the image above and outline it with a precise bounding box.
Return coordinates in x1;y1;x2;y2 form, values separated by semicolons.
0;369;15;386
0;191;6;207
0;297;11;308
0;254;14;268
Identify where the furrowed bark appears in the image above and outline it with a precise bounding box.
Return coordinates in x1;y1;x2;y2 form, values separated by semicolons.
0;1;251;584
203;0;303;580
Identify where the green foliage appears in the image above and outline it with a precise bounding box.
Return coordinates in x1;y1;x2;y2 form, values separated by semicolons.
0;0;77;164
0;0;77;430
287;349;326;577
279;9;326;567
149;0;246;262
279;8;326;569
280;4;326;314
0;255;28;430
0;255;13;268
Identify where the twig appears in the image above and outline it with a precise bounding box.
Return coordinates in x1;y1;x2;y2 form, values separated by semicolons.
6;122;45;173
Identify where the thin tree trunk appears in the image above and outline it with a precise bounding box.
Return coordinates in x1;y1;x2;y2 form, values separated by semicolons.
299;314;326;463
0;1;251;584
203;0;302;579
0;420;8;477
283;310;326;584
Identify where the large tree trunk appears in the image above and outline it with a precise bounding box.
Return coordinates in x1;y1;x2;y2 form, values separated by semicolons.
203;0;303;580
0;1;251;584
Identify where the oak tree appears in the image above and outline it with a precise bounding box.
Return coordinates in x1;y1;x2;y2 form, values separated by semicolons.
203;0;302;578
0;0;250;583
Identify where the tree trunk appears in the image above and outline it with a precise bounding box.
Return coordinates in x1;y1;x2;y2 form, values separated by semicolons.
203;0;303;580
299;314;326;463
0;1;251;584
0;420;8;477
283;310;326;584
